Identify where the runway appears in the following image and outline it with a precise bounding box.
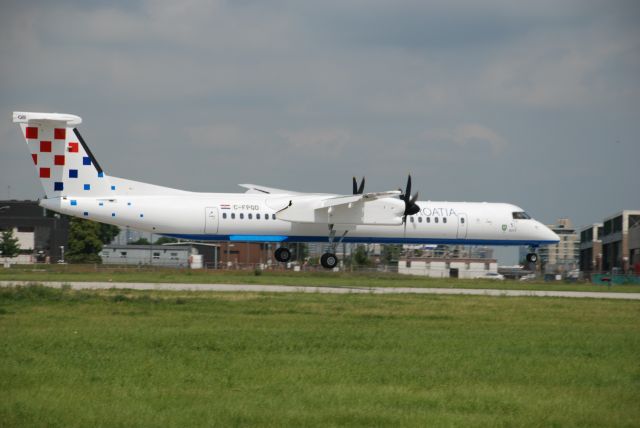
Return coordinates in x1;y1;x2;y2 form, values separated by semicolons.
2;281;639;300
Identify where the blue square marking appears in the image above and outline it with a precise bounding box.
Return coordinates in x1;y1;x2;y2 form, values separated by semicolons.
111;213;116;217
83;212;89;216
140;214;144;218
69;169;78;178
111;185;116;191
83;157;91;165
54;182;63;191
70;200;77;206
84;184;91;191
127;202;131;206
98;172;104;178
99;202;104;206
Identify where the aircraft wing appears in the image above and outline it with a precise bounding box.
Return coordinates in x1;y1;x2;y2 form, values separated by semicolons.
275;191;405;225
238;183;307;195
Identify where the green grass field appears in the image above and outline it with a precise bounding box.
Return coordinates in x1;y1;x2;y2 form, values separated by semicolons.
1;285;639;427
2;264;639;293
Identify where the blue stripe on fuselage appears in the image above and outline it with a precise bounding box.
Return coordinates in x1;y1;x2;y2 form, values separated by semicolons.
162;233;557;246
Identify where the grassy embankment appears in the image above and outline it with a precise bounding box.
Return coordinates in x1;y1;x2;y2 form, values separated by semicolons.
1;285;639;427
1;264;639;293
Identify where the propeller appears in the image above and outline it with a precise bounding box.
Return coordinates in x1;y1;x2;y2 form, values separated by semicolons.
400;174;420;221
352;176;365;195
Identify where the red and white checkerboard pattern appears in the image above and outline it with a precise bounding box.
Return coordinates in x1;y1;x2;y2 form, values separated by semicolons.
19;122;112;199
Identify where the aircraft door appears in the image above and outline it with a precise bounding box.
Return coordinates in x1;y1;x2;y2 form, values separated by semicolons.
456;213;468;239
204;207;219;234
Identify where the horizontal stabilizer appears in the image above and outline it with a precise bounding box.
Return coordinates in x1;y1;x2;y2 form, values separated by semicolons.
13;111;82;125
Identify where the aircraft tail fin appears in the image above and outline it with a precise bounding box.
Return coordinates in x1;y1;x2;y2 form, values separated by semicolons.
12;112;114;198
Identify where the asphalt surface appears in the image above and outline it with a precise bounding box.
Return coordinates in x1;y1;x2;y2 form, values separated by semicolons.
2;281;639;300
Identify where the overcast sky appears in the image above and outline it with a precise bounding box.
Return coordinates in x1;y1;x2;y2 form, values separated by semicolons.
1;0;639;259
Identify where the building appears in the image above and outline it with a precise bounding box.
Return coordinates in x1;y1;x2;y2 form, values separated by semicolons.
398;257;498;278
630;221;640;274
579;223;603;273
600;210;640;272
538;218;579;274
0;200;69;263
100;241;276;268
101;244;193;267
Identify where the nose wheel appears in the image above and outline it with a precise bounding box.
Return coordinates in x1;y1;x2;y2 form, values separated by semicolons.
274;247;291;263
526;253;538;263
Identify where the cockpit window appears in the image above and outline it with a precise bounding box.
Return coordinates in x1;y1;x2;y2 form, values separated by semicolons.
512;211;531;220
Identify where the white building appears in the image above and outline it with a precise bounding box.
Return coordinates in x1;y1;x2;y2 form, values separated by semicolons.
398;257;498;278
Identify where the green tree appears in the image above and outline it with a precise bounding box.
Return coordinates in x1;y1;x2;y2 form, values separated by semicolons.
154;236;178;245
353;245;371;266
0;229;21;258
66;219;104;264
98;224;120;245
129;238;151;245
380;244;402;265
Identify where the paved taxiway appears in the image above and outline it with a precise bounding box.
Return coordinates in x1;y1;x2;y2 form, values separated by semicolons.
1;281;639;300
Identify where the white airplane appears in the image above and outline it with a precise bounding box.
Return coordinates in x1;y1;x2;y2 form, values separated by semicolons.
12;111;559;269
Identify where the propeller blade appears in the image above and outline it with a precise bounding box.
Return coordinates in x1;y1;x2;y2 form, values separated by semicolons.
358;177;365;195
405;175;412;202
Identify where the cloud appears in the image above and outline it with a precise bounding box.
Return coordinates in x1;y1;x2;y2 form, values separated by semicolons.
0;0;639;232
279;128;352;157
422;124;508;155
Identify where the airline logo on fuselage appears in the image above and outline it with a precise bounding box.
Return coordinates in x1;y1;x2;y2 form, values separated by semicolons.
421;207;457;217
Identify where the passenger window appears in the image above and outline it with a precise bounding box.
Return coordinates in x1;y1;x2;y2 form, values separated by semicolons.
410;217;414;223
272;214;276;220
265;214;269;221
248;213;252;220
435;217;439;223
461;217;465;224
257;213;261;220
222;213;227;219
240;213;244;219
418;217;422;223
231;213;235;219
427;217;430;223
443;217;447;223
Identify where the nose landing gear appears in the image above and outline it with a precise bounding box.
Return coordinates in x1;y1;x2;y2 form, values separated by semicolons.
526;253;538;263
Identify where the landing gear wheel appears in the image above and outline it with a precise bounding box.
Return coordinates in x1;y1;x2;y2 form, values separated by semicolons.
274;247;291;263
526;253;538;263
320;253;338;269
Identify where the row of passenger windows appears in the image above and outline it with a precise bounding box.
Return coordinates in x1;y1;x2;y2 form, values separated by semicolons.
409;216;464;224
222;212;276;220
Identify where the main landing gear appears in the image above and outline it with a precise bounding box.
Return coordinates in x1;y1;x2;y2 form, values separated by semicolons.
274;247;291;263
273;225;346;269
526;253;538;263
320;224;348;269
320;253;338;269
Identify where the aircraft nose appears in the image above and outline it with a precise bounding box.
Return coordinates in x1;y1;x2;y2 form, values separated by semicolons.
540;222;559;243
